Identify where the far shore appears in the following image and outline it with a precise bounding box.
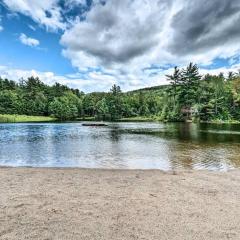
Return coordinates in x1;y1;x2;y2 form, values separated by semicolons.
1;114;240;124
0;167;240;240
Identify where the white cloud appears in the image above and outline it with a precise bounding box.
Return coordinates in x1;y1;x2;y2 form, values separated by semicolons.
65;0;86;6
199;64;240;77
61;0;173;68
60;0;177;89
1;63;240;93
3;0;65;30
19;33;39;47
0;15;3;32
0;64;165;92
0;65;116;92
59;0;240;89
3;0;240;90
28;24;36;31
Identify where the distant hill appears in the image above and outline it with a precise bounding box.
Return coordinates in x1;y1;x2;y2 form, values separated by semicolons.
127;84;169;94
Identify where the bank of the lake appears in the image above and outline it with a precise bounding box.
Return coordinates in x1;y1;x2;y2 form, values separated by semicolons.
69;116;240;124
0;114;56;123
1;114;240;124
0;115;154;123
119;118;240;124
0;167;239;240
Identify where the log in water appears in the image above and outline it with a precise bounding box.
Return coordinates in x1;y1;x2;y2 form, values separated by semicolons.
82;123;108;126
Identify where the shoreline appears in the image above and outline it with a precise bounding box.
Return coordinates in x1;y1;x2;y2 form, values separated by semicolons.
0;165;236;172
1;167;240;239
1;114;240;124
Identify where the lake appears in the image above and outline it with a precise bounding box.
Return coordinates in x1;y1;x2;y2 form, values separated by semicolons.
0;122;240;171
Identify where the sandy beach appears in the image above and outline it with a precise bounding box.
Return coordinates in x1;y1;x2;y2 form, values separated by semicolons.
0;167;240;240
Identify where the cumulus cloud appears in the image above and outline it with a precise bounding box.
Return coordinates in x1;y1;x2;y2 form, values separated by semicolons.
2;63;240;93
5;0;240;68
3;0;240;90
0;65;119;92
59;0;178;89
61;0;173;67
0;64;168;92
61;0;240;69
169;0;240;59
3;0;65;30
64;0;86;6
19;33;39;47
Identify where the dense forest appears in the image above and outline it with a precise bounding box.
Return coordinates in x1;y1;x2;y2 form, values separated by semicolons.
1;63;240;122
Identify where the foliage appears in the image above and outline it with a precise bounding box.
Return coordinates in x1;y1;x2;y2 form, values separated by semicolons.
1;63;240;122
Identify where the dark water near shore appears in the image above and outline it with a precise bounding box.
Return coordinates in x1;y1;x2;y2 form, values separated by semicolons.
0;122;240;171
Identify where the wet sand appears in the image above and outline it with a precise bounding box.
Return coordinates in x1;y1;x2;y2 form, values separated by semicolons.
0;167;240;240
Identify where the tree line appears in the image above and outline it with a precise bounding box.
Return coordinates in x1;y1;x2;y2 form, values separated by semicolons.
0;63;240;122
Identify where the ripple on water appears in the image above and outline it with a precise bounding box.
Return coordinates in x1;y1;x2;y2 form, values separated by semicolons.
0;122;240;170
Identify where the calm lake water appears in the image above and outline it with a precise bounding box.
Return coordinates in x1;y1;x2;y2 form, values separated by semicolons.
0;122;240;171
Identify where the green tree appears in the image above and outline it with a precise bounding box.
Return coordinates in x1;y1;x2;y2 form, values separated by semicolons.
96;98;110;120
107;85;123;120
0;90;19;114
166;66;181;108
178;63;201;120
49;96;78;120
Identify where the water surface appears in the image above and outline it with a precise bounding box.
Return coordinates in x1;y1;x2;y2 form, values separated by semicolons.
0;122;240;171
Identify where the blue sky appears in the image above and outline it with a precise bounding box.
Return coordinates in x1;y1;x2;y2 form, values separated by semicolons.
0;5;73;74
0;0;240;92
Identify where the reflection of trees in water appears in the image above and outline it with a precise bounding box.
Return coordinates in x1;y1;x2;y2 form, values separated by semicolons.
100;127;128;168
167;144;194;171
1;122;240;170
108;123;240;170
179;157;194;169
168;142;240;171
229;152;240;168
136;123;240;143
109;126;122;142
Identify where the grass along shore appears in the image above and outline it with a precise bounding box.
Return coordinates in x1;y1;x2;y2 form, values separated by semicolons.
0;115;159;123
0;114;56;123
78;116;157;122
1;114;240;124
